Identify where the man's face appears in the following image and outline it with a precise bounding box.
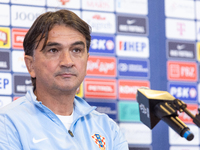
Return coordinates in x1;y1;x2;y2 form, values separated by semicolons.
25;25;89;94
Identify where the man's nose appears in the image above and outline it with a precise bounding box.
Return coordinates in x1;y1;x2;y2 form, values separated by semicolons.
59;51;74;67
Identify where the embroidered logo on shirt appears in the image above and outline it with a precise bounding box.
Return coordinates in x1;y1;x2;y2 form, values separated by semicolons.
91;134;106;150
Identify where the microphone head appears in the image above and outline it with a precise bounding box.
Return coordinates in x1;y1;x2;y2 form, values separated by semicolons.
136;88;175;129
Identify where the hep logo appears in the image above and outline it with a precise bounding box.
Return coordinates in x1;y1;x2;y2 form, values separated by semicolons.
0;78;9;89
59;0;70;5
119;41;146;52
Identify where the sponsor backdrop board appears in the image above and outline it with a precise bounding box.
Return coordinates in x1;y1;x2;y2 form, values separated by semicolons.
0;0;200;150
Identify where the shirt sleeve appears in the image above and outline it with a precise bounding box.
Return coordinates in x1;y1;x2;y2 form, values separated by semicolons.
113;126;129;150
0;114;22;150
109;118;129;150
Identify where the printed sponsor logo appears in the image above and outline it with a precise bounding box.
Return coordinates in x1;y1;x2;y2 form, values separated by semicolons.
12;51;28;73
0;73;12;95
167;41;195;59
11;5;45;27
13;74;32;95
168;82;197;102
84;78;116;99
82;0;114;12
47;0;80;9
90;35;115;54
178;104;198;124
115;0;148;15
116;35;149;58
82;11;115;34
118;59;149;78
165;0;195;19
11;0;45;6
167;61;197;81
12;28;28;49
87;101;117;120
0;4;10;26
119;123;152;144
0;27;10;49
0;96;12;108
117;15;148;35
118;80;150;100
87;56;116;77
166;18;195;40
197;21;200;41
169;125;199;145
0;51;10;71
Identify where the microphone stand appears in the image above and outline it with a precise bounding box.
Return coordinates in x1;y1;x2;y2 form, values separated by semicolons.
154;100;194;141
172;99;200;128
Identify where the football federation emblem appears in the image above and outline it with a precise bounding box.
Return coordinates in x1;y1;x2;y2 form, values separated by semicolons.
91;134;106;150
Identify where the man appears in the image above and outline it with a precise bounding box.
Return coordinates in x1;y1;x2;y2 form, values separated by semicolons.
0;9;129;150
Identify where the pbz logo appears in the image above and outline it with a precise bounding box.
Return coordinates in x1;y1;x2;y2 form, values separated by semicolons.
90;35;115;54
169;83;197;102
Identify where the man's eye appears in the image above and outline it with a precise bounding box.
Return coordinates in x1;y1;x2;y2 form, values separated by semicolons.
72;49;81;53
49;48;58;53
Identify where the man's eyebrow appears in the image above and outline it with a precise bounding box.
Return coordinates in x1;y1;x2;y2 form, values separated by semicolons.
45;42;62;47
71;41;85;47
45;41;85;47
40;42;61;51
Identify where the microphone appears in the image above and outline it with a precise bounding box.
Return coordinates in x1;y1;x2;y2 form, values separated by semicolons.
136;88;194;141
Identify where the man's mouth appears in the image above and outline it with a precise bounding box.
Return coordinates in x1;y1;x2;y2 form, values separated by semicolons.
57;73;76;78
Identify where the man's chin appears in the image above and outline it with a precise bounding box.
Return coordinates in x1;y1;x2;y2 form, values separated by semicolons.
54;86;78;93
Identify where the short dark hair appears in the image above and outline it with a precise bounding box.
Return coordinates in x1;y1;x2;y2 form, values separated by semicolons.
23;9;91;91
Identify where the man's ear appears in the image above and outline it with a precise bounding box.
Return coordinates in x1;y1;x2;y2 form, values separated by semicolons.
24;55;36;78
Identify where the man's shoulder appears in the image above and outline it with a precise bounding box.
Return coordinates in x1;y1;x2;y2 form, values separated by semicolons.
0;96;29;115
74;96;116;124
90;109;118;126
74;96;119;131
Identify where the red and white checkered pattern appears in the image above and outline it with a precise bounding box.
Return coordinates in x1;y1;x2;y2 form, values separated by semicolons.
91;134;106;150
